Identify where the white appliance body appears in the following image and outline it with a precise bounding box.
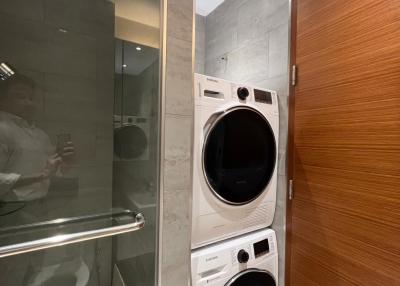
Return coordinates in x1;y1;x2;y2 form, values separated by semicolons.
191;228;278;286
192;74;279;248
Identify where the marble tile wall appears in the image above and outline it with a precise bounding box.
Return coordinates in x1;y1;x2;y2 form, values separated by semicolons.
159;0;194;285
196;1;290;285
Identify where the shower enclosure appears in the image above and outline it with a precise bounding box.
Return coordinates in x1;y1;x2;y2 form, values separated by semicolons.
0;0;162;285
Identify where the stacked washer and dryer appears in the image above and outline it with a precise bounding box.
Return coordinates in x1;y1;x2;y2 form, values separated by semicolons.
191;74;279;286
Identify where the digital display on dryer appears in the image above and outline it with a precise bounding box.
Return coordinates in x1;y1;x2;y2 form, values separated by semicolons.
254;89;272;104
253;239;269;257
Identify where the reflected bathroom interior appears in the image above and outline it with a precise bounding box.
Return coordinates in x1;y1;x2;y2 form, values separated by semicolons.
113;39;160;286
0;0;161;285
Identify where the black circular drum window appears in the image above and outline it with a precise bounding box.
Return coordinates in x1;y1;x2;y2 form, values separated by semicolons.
225;269;276;286
203;107;276;205
114;125;148;160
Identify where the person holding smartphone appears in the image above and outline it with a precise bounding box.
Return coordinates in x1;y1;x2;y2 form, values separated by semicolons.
0;74;75;202
0;74;77;286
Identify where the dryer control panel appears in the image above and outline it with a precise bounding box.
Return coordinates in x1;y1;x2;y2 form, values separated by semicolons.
195;74;278;112
254;89;273;104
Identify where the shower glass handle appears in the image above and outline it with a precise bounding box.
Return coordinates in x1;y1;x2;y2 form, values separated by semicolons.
0;210;145;258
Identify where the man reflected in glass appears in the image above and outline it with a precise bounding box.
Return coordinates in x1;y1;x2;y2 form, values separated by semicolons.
0;74;75;223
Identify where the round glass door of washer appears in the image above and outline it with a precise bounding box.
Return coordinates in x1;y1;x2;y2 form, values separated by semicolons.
225;269;276;286
203;107;277;205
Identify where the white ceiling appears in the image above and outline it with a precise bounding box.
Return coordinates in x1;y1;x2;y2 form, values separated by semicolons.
196;0;225;16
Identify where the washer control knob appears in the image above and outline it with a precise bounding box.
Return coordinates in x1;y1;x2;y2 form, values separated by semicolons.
237;249;249;263
237;87;249;100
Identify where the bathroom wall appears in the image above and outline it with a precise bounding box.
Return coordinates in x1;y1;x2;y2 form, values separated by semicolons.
159;0;194;285
195;1;290;285
195;15;206;74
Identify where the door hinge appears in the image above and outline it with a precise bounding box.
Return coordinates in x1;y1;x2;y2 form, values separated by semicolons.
289;179;294;200
291;65;297;86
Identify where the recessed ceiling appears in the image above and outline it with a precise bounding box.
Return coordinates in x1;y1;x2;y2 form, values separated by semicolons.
196;0;225;16
114;0;160;28
115;41;158;76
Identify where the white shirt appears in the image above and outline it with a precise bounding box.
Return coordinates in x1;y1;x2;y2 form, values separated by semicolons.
0;111;53;201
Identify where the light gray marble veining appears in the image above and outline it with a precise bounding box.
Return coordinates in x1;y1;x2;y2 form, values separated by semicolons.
159;0;194;285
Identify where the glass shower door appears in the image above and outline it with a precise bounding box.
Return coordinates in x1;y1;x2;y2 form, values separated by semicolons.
0;0;161;285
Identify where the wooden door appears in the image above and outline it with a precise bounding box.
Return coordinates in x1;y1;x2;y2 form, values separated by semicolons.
287;0;400;285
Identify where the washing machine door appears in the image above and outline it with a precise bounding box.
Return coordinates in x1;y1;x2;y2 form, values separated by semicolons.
203;106;276;205
114;124;148;160
225;269;276;286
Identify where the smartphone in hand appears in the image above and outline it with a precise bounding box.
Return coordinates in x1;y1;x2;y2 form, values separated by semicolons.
56;133;71;155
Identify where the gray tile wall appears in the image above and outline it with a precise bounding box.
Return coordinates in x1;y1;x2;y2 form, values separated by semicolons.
197;1;290;285
195;14;206;74
159;0;194;285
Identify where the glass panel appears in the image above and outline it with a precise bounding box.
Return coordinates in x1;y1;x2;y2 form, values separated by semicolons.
204;108;276;205
0;0;161;285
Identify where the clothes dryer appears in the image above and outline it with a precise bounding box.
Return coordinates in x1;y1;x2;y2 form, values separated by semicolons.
192;74;279;248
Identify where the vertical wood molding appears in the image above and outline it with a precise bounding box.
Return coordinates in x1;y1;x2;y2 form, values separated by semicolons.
285;0;297;285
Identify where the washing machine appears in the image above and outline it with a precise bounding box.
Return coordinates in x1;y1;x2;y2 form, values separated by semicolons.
191;228;278;286
113;115;150;161
192;74;279;248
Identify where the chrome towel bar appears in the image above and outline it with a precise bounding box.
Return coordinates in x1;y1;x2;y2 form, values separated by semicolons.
0;211;145;258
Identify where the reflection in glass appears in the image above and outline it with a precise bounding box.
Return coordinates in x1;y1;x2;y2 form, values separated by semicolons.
0;0;160;285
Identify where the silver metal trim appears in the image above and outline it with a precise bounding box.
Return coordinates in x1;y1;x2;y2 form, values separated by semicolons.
201;105;277;206
291;65;297;86
289;179;294;200
224;268;277;286
156;0;168;284
0;212;145;258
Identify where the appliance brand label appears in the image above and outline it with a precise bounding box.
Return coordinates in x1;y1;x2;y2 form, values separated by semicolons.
206;255;218;262
206;78;219;83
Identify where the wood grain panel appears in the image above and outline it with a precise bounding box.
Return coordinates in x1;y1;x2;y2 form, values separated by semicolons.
295;121;400;150
295;99;400;150
295;75;400;111
294;165;398;199
296;0;400;93
297;1;400;56
291;228;400;286
292;199;400;262
288;0;400;285
294;179;400;228
291;269;321;286
295;147;400;177
291;247;359;286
